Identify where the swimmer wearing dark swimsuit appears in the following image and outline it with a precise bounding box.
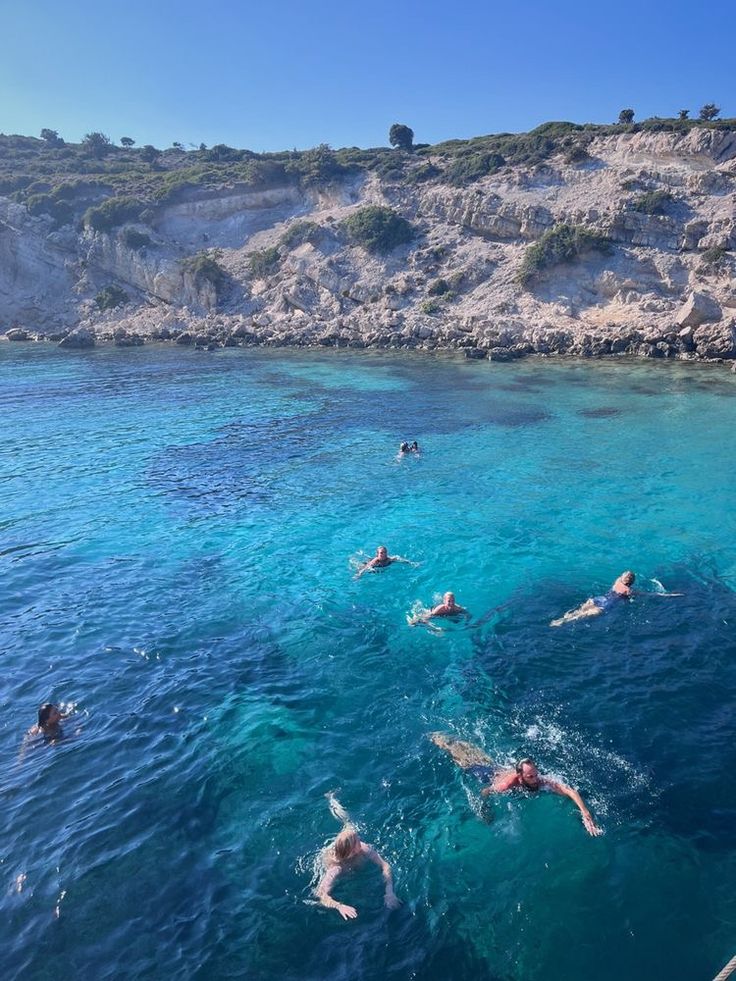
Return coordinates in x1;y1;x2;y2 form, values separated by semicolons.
465;763;494;783
591;589;629;612
550;570;636;627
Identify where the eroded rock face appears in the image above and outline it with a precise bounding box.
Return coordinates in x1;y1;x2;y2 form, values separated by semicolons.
676;291;722;328
3;128;736;360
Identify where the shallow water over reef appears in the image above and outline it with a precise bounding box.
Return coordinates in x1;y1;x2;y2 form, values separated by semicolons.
1;345;735;981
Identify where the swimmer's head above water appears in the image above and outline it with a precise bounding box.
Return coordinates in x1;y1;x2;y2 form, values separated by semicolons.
620;571;635;586
333;825;362;862
38;703;62;729
515;758;541;790
376;546;388;560
443;592;456;606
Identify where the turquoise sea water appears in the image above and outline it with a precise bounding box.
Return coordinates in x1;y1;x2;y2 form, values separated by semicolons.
1;345;735;981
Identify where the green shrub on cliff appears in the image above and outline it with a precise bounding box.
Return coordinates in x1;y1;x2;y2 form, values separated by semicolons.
699;245;727;267
85;195;144;232
427;278;451;296
248;246;281;278
279;221;322;249
25;192;74;227
342;206;414;254
564;144;590;164
182;252;228;289
518;224;611;286
630;189;672;214
446;151;505;186
95;285;129;310
122;228;152;250
286;144;353;186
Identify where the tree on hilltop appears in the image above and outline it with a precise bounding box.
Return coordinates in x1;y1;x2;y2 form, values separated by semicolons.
677;109;689;120
82;131;112;157
120;137;135;147
140;144;159;164
40;128;64;146
618;109;635;124
389;123;414;152
699;103;720;121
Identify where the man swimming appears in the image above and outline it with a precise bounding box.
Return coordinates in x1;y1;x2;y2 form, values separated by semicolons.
429;732;603;836
354;545;417;579
550;570;682;626
315;792;402;920
409;591;469;625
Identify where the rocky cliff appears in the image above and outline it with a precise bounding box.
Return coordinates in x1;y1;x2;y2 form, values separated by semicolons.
2;127;735;361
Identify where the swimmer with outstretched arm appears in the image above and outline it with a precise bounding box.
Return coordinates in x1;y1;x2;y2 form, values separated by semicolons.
430;733;603;836
354;545;418;579
550;570;682;627
409;591;469;625
315;792;402;920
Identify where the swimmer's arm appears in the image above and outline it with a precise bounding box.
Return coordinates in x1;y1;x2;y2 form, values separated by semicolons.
481;771;517;796
632;589;683;597
390;555;419;566
18;732;34;762
353;561;375;580
545;779;603;836
316;866;357;920
365;846;401;909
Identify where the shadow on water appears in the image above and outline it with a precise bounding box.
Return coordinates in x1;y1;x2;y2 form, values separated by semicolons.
576;406;622;418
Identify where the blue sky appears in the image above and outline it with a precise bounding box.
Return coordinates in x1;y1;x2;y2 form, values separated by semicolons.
3;0;735;151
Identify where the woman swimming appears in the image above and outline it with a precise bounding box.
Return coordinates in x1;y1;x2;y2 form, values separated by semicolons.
315;792;402;920
354;546;418;580
550;570;635;626
550;570;682;627
408;592;469;626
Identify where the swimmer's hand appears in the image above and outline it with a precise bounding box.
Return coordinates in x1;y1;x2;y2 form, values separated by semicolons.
336;902;358;920
384;890;402;910
582;813;604;837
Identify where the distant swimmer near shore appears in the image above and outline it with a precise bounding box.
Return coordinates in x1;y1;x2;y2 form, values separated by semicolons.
550;570;683;626
429;733;603;836
315;792;402;920
354;545;418;580
408;591;469;626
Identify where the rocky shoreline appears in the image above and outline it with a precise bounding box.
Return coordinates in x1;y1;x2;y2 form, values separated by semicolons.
3;302;736;369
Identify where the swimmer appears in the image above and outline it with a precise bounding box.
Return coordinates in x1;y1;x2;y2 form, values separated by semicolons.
550;570;682;626
354;545;418;579
399;442;410;455
409;591;469;625
19;703;68;759
27;703;65;740
315;792;401;920
410;441;419;453
430;733;603;836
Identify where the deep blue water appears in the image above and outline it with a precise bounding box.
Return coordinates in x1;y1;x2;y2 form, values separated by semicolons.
1;344;734;981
